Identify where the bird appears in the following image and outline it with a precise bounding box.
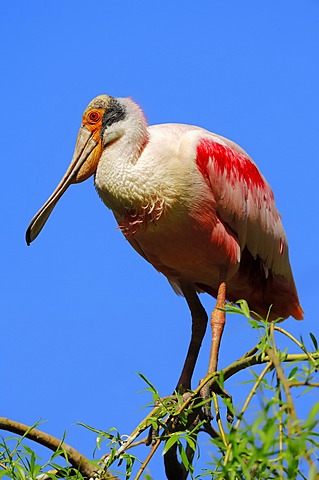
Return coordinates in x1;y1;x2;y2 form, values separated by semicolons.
26;94;303;392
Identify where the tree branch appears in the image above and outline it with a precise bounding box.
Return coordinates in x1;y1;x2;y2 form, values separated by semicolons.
0;417;118;479
2;346;318;479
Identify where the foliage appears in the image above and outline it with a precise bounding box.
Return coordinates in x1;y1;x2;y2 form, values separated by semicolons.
1;302;319;479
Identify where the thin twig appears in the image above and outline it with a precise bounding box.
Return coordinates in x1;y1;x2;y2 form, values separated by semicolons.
265;348;316;470
235;362;273;431
134;438;161;480
242;345;259;359
212;393;228;447
274;326;318;367
288;381;319;388
222;352;319;383
101;403;165;468
223;362;272;467
270;322;277;355
270;323;284;475
266;349;298;424
278;401;284;477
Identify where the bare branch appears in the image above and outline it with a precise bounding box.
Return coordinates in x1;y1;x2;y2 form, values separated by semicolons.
0;417;118;479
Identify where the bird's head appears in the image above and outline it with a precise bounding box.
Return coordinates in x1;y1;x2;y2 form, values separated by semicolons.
26;94;130;245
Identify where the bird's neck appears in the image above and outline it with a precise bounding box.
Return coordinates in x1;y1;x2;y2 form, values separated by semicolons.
94;102;151;215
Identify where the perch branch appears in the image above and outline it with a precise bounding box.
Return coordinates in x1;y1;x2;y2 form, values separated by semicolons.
0;417;118;479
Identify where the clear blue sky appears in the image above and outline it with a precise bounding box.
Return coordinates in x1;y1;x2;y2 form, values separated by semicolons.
2;1;319;478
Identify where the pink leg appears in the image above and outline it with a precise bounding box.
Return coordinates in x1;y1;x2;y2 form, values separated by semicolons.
199;281;227;420
207;281;226;374
176;283;208;391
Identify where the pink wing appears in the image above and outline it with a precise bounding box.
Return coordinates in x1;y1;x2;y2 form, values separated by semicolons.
195;135;303;320
196;137;288;277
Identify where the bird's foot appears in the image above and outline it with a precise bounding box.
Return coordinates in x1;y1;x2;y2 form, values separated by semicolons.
146;424;159;446
199;379;234;424
145;391;195;446
199;383;214;421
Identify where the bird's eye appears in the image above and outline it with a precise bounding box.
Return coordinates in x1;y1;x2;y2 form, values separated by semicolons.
88;111;101;123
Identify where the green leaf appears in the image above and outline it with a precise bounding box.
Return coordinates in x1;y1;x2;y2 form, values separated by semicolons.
236;299;251;318
310;332;318;351
185;435;196;451
288;366;298;379
162;434;180;455
178;443;190;470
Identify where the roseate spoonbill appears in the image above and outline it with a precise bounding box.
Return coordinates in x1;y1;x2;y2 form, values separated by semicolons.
26;95;303;391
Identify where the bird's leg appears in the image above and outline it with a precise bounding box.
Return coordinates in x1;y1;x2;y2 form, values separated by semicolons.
163;285;207;477
176;282;208;392
201;280;227;419
208;281;226;374
147;284;207;448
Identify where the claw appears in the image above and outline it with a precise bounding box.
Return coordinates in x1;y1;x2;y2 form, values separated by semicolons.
146;424;159;446
200;378;234;424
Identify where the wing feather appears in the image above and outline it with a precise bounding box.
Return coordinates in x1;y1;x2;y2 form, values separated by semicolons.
195;136;291;278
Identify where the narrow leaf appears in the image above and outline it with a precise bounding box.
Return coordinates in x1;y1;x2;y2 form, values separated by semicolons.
162;435;179;455
310;332;318;351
